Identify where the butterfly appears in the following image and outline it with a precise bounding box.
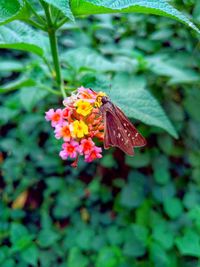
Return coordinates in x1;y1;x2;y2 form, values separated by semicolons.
99;96;146;156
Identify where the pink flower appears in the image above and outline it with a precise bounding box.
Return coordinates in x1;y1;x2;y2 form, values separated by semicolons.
54;122;71;141
45;108;63;127
79;138;95;155
84;146;102;162
77;86;97;103
59;140;79;159
45;87;107;167
77;86;89;94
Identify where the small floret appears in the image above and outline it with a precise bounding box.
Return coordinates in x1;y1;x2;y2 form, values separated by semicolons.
45;108;63;127
71;120;89;139
59;140;79;159
54;122;71;141
75;100;93;116
85;147;102;162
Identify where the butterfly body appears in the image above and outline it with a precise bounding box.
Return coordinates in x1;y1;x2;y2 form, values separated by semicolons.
100;96;146;156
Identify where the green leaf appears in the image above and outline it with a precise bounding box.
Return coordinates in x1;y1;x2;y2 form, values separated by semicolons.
153;155;170;185
38;229;60;248
125;151;151;168
120;171;146;208
147;54;200;85
108;73;178;138
193;1;200;24
10;223;28;244
183;191;200;210
106;226;124;246
43;0;74;21
152;223;174;250
153;183;176;203
188;206;200;229
0;76;35;93
19;86;48;112
184;88;200;123
76;228;95;250
62;47;118;72
67;247;89;267
150;242;170;267
0;59;24;72
96;246;123;267
71;0;200;34
53;190;82;218
0;107;19;124
163;197;183;219
0;21;47;57
10;223;33;253
135;200;151;227
0;0;23;25
123;224;148;257
1;260;15;267
176;230;200;257
21;245;39;266
0;248;7;264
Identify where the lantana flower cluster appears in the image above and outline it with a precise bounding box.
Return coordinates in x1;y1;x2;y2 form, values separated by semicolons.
45;87;105;167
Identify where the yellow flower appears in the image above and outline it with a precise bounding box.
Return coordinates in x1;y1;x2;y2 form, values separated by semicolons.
75;100;93;116
95;92;107;108
71;120;88;138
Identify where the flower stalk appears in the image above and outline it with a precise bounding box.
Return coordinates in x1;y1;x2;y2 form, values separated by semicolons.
41;1;66;98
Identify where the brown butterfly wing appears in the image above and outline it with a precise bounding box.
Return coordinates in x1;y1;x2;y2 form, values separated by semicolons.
112;105;146;147
102;101;146;155
104;111;134;155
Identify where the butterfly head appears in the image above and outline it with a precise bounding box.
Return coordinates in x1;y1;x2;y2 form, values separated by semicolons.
101;96;109;104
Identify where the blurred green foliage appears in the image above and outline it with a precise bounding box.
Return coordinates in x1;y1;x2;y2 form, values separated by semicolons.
0;0;200;266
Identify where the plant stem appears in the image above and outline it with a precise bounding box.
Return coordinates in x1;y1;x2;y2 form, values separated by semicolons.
53;10;61;25
25;0;46;25
39;84;62;95
56;18;68;30
41;1;66;98
26;19;46;31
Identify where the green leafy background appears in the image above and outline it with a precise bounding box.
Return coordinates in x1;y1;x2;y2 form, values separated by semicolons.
0;0;200;266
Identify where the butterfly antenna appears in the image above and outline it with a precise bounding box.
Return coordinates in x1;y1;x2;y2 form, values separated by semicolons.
107;83;112;96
